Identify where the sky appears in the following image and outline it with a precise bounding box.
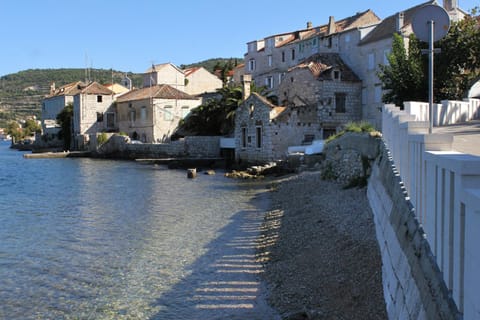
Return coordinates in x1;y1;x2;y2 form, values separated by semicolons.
0;0;477;77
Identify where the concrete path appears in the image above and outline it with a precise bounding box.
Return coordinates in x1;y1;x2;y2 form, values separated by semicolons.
433;120;480;156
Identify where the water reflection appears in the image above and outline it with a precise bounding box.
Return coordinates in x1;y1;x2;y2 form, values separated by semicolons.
0;144;278;319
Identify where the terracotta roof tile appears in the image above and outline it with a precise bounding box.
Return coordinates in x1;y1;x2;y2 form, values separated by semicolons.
116;84;198;103
271;9;380;49
290;53;360;81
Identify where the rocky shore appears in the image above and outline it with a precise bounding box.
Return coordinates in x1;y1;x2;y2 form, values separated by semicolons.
257;171;387;319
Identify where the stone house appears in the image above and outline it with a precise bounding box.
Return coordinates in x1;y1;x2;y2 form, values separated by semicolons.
234;90;286;163
278;53;362;138
143;63;185;91
244;10;380;102
72;82;115;149
116;84;200;143
183;66;222;95
41;81;83;138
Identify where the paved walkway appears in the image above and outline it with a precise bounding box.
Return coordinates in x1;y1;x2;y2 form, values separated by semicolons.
433;120;480;156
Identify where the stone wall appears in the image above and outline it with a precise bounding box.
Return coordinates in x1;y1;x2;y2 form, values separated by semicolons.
92;134;221;159
320;132;380;185
367;142;460;320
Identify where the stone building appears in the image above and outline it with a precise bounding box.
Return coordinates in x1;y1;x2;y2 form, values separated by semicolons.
41;81;84;138
72;82;115;149
116;84;200;143
234;90;286;163
244;10;380;102
278;53;362;138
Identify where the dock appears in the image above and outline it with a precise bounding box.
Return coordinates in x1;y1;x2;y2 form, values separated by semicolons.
23;151;91;159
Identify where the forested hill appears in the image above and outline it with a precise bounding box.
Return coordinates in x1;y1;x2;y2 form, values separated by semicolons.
0;68;143;127
0;57;243;127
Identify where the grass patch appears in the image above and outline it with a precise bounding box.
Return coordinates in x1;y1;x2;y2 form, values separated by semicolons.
325;121;377;143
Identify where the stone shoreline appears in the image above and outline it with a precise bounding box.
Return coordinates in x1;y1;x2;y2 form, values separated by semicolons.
257;171;387;319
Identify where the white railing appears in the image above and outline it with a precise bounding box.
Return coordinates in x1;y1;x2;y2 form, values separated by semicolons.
382;99;480;318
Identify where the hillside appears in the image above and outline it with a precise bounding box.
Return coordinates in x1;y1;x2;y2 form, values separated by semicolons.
0;58;243;128
0;68;143;128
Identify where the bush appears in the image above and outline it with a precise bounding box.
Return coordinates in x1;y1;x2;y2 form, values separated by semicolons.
97;132;108;145
325;121;377;143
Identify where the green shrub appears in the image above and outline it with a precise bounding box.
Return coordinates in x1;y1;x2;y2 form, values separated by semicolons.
97;132;108;145
325;121;376;144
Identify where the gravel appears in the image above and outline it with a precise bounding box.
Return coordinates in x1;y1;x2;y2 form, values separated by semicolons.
257;171;387;320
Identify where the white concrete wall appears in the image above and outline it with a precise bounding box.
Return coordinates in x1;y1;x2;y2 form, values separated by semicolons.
404;99;480;126
368;142;461;320
381;101;480;319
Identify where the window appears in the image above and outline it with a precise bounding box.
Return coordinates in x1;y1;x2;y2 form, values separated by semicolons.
97;95;103;103
333;70;341;81
327;37;332;48
106;112;115;128
281;51;285;62
291;49;295;60
279;73;285;84
241;127;247;148
164;106;173;121
96;112;104;122
248;59;256;71
345;34;350;43
249;104;255;118
268;55;272;67
368;53;375;70
129;108;136;126
140;106;147;121
256;126;262;148
181;106;190;118
265;76;273;89
374;85;382;103
335;93;346;113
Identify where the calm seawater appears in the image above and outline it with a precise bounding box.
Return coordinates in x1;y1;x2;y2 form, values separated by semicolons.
0;141;279;320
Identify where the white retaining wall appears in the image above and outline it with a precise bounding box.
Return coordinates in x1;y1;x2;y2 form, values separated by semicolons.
379;100;480;319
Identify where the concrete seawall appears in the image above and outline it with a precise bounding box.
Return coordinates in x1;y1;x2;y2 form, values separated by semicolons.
367;142;460;320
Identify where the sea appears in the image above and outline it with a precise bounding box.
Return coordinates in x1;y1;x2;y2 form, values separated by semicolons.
0;140;279;319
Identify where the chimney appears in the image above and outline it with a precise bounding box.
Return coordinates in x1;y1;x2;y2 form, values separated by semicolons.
307;21;313;29
396;12;405;32
50;82;55;95
327;16;336;35
241;74;252;100
443;0;458;11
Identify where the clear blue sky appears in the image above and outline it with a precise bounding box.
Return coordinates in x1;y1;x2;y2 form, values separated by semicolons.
0;0;477;77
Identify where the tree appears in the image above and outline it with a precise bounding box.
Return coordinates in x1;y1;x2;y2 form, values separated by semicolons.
23;119;41;137
6;121;22;143
56;103;73;150
435;15;480;100
378;33;426;106
176;86;243;136
174;83;269;137
379;13;480;104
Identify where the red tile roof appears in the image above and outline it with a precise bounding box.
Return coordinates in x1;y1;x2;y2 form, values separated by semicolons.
290;53;360;81
116;84;198;103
